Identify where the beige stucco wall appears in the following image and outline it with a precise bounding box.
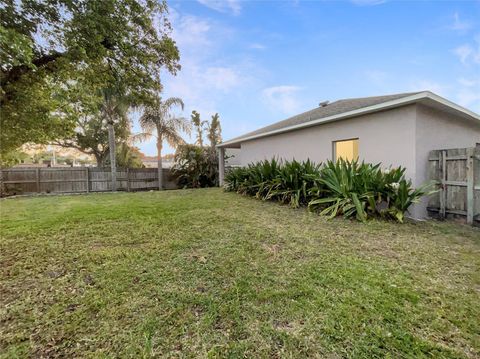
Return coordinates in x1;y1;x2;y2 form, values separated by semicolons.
237;103;480;219
413;104;480;218
240;104;418;179
225;148;241;167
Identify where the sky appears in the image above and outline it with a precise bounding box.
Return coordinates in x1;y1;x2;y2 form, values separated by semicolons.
133;0;480;155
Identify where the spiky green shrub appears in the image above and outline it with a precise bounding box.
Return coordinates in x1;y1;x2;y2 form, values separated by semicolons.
224;158;435;222
308;159;378;222
266;159;322;207
224;158;322;207
245;158;282;199
224;166;249;192
308;160;436;222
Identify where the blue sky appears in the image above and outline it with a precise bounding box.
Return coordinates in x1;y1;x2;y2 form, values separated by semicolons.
133;0;480;155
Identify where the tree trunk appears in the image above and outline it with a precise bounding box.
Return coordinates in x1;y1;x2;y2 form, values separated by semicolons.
157;135;163;190
93;152;103;167
108;121;117;191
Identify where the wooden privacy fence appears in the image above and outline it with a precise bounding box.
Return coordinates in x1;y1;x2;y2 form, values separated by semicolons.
0;167;178;196
428;146;480;226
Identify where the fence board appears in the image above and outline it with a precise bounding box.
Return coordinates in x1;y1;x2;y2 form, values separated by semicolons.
428;145;480;226
1;167;178;196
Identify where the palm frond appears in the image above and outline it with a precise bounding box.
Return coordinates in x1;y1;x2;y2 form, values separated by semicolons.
163;128;186;148
130;132;154;144
162;97;185;112
138;96;188;152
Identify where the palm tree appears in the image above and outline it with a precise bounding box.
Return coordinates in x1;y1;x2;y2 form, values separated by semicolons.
207;113;222;148
139;97;190;190
101;88;130;191
191;110;206;147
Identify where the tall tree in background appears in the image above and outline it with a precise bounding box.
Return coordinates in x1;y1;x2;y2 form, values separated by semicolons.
139;98;190;190
172;111;223;188
54;113;130;166
191;110;206;147
0;0;180;157
207;113;222;148
100;88;130;190
54;88;131;168
115;143;144;169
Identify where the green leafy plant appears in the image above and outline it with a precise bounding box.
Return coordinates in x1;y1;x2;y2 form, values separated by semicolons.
225;158;320;207
172;145;219;188
224;158;435;223
266;159;322;208
308;159;376;222
383;179;437;222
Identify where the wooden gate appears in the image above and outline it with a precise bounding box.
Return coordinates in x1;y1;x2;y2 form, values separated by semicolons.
427;146;480;226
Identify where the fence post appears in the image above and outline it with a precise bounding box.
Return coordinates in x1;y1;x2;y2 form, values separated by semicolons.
127;168;131;192
85;167;90;193
36;168;41;193
439;150;446;219
466;147;474;225
218;147;225;186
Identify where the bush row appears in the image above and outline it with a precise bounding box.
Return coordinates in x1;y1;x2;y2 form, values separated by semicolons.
224;158;435;222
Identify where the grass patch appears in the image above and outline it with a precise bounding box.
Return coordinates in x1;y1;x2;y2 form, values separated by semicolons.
1;188;479;358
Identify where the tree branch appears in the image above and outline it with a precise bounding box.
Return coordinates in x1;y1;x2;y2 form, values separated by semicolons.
1;51;64;87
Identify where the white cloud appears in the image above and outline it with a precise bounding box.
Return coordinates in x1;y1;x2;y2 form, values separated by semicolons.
202;67;243;92
197;0;242;15
450;12;473;32
262;85;302;114
167;13;244;92
453;35;480;65
136;11;261;155
171;13;212;50
164;61;246;118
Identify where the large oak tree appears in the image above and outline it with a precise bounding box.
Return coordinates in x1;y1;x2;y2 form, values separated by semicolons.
0;0;180;156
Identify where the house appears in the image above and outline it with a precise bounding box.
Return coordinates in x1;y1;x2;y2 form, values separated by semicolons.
217;91;480;218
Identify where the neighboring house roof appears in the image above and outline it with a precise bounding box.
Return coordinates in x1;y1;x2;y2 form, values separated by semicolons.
219;91;480;148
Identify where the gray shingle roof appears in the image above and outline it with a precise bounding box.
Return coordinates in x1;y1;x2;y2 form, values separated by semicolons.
223;92;421;145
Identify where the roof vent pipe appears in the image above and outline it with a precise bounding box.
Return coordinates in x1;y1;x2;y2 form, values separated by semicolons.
319;101;329;107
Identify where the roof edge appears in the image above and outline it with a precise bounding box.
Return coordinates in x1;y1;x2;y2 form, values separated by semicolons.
218;91;480;148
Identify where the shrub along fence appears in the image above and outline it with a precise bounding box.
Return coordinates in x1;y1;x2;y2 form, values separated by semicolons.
0;167;178;196
427;146;480;226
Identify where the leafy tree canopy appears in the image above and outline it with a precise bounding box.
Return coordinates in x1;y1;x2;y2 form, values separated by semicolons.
0;0;180;155
54;111;131;166
103;143;144;168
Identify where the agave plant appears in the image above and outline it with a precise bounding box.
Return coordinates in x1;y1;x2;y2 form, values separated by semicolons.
308;159;376;222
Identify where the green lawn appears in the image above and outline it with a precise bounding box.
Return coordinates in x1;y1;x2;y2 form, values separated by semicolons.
0;189;479;358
